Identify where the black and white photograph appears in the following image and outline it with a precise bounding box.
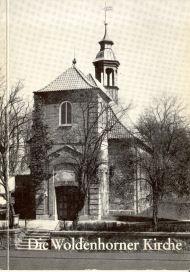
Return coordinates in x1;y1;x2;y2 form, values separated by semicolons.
0;0;190;270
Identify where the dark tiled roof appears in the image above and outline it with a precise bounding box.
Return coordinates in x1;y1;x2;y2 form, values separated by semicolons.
108;120;130;139
108;105;151;152
35;66;96;93
108;106;130;139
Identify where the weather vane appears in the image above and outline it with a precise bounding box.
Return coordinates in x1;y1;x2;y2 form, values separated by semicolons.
103;2;112;24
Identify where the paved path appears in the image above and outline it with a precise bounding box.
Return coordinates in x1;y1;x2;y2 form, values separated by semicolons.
0;250;190;270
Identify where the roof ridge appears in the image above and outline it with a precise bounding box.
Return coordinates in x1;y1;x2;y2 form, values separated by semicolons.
110;106;129;132
74;66;97;88
35;67;74;92
90;74;113;100
87;73;98;86
35;66;95;93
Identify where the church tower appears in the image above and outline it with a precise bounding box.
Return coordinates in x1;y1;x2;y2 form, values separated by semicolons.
93;22;120;104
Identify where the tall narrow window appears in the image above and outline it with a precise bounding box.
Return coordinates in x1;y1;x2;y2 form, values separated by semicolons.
106;68;114;87
112;71;114;86
60;101;72;125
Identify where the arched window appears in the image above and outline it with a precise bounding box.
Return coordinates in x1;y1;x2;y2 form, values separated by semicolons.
59;101;72;126
106;68;114;87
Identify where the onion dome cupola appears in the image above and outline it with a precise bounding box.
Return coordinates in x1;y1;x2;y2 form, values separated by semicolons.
93;22;120;103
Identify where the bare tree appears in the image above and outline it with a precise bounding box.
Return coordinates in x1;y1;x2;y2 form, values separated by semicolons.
0;79;30;227
61;92;130;226
135;96;190;230
109;141;136;212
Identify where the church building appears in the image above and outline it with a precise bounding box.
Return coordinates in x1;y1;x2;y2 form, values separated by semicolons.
15;21;149;221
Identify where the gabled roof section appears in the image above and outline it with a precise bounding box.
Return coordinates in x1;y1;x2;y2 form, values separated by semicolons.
86;73;97;86
86;73;112;101
108;103;152;152
35;66;97;93
108;104;131;139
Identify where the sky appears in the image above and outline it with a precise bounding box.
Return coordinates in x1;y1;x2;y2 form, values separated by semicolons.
4;0;190;123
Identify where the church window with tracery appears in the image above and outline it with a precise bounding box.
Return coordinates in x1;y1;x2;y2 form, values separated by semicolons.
59;101;72;125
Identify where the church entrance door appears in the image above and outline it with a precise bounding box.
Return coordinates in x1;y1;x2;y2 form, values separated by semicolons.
56;186;79;220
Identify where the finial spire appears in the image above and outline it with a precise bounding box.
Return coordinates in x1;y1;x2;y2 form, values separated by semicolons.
72;58;76;66
72;48;76;66
101;3;113;44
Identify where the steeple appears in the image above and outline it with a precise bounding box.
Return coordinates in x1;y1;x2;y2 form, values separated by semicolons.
93;20;120;103
99;22;113;48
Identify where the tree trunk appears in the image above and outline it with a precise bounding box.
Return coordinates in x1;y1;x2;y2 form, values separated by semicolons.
73;170;87;228
72;215;79;230
9;201;15;229
152;189;159;231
